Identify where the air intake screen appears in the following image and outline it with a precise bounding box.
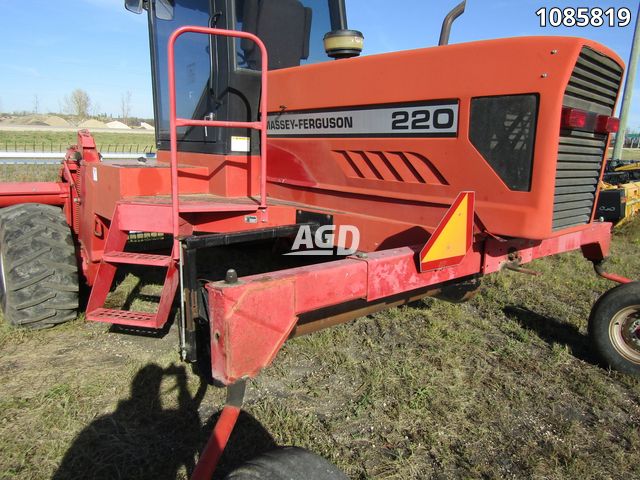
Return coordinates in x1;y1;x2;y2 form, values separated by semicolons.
553;47;623;230
470;94;538;192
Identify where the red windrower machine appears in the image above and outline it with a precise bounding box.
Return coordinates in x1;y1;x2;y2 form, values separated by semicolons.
0;2;638;477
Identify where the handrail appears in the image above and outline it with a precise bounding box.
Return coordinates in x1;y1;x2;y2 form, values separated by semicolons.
167;26;269;250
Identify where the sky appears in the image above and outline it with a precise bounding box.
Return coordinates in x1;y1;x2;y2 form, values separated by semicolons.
0;0;638;128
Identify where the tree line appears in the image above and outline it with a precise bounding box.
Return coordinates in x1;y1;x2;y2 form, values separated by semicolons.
62;89;135;125
0;89;145;126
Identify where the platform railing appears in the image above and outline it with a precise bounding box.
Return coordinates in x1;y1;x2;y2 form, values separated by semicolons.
167;26;269;247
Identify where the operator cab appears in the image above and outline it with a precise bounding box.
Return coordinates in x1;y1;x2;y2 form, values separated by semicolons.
126;0;363;155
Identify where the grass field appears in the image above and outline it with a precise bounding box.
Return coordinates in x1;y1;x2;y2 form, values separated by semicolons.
0;144;639;479
0;216;638;478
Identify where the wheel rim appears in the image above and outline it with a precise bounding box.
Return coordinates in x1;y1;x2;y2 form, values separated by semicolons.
609;305;640;365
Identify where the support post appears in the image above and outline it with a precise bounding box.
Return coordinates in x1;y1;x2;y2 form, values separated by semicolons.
191;381;246;480
182;246;199;362
613;4;640;160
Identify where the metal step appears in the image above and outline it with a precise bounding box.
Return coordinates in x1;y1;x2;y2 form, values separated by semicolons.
178;202;259;213
86;308;157;326
102;251;173;267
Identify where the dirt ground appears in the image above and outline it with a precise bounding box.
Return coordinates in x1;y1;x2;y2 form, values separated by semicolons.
1;219;639;479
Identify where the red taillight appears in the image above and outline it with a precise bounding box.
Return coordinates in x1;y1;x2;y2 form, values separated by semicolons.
596;115;620;134
561;107;588;129
561;107;617;134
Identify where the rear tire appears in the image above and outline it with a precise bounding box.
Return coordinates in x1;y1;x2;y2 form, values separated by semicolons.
0;204;79;329
589;281;640;376
224;447;348;479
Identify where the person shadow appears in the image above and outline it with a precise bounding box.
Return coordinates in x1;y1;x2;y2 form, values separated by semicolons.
52;364;276;480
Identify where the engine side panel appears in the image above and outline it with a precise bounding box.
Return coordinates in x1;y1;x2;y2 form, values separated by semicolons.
265;36;624;242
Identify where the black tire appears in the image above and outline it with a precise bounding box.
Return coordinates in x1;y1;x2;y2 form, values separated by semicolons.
0;203;79;329
224;447;348;480
589;281;640;376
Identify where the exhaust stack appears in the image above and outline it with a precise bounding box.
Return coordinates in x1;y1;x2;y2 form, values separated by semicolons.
439;1;467;46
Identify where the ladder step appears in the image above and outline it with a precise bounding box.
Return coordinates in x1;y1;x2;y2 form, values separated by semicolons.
86;308;157;326
102;251;173;267
178;203;259;213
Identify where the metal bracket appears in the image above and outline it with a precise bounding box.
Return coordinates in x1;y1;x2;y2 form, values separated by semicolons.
503;251;540;276
226;379;247;408
593;260;632;284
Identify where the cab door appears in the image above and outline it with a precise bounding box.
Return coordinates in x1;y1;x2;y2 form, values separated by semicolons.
149;0;219;151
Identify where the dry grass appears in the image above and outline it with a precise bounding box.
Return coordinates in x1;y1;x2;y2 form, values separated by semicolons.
0;131;155;184
0;165;60;183
0;219;638;479
0;161;639;479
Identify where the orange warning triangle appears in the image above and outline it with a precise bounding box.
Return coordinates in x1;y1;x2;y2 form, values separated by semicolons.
420;192;474;272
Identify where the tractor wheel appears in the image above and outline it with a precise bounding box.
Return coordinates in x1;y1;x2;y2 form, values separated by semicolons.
224;447;348;480
0;204;79;329
589;281;640;376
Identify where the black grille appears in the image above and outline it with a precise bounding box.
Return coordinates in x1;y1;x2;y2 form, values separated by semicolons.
470;95;538;191
553;48;622;230
563;47;622;116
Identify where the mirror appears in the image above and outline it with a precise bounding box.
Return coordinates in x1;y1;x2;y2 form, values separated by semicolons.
124;0;143;14
155;0;175;20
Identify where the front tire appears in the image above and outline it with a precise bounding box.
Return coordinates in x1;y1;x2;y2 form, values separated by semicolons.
0;204;79;329
224;447;348;480
589;282;640;376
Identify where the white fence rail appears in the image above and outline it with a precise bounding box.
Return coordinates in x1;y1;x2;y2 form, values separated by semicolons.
0;152;157;165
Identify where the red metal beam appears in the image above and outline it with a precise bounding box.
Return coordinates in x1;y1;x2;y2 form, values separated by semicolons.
483;222;612;273
208;258;368;383
191;406;240;480
0;182;67;207
206;222;614;385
